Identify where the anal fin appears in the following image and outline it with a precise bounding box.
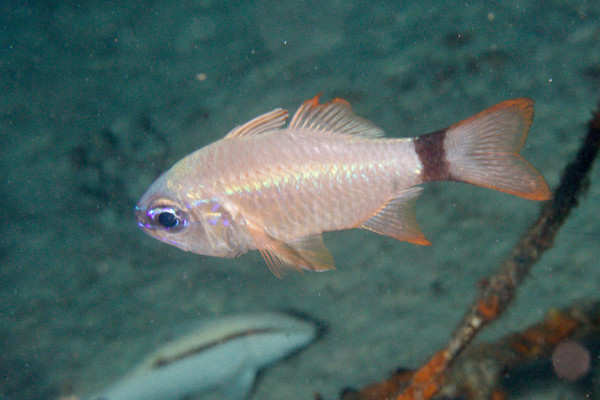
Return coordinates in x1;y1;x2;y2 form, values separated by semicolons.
247;222;335;277
360;187;431;245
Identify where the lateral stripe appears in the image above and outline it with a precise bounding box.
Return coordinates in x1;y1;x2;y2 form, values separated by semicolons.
152;328;276;369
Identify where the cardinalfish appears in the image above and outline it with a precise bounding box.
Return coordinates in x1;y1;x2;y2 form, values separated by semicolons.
135;95;550;276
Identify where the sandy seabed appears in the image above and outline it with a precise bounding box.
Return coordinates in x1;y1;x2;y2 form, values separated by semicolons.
1;1;600;399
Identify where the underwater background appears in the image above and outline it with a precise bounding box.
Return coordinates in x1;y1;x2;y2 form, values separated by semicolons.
1;0;600;399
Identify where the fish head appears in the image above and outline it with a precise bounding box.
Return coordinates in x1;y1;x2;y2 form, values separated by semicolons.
135;163;245;258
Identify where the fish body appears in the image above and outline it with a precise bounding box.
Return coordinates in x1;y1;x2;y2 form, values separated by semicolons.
135;95;550;275
84;313;317;400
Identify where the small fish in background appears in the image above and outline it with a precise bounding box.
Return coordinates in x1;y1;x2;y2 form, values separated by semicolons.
82;312;318;400
135;95;550;275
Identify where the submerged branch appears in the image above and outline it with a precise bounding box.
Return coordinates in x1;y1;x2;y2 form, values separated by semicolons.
339;300;600;400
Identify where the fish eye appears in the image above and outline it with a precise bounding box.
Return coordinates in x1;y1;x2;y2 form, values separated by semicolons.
147;205;188;232
158;211;177;228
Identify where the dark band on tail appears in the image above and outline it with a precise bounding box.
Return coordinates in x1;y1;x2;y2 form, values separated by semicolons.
414;128;452;182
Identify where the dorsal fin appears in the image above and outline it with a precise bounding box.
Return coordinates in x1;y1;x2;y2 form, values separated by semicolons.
289;94;385;137
225;108;288;139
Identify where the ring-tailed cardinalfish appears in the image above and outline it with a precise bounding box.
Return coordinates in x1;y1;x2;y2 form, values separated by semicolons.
135;95;550;276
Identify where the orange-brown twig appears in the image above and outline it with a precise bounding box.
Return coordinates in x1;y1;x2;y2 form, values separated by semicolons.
443;300;600;399
339;300;600;400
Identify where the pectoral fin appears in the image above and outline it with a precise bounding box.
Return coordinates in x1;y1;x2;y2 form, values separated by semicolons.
360;187;431;245
247;223;335;277
224;367;256;400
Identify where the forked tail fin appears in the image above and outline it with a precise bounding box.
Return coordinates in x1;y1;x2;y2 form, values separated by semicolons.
418;99;551;200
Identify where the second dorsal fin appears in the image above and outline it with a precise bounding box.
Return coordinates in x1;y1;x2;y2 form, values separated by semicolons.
289;94;385;138
225;108;289;139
